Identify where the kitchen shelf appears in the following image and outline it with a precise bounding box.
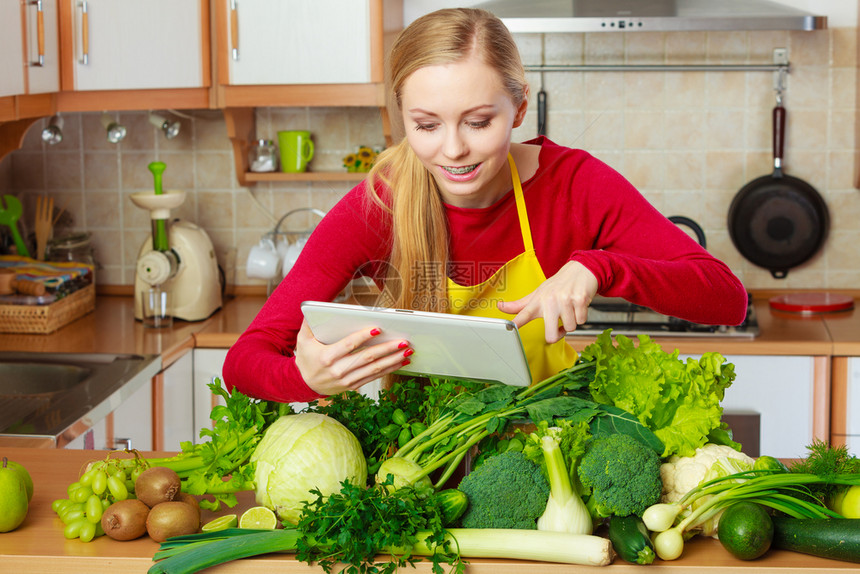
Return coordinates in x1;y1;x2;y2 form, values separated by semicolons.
244;171;368;183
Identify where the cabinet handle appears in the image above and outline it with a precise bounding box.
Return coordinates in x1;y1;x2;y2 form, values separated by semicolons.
78;0;89;65
113;437;133;451
230;0;239;61
29;0;45;67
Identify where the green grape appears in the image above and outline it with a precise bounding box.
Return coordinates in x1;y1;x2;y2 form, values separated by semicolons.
79;521;97;543
79;468;96;487
91;470;107;495
85;494;103;523
52;498;72;514
67;481;82;498
63;518;88;539
72;485;93;503
107;475;128;501
60;508;85;525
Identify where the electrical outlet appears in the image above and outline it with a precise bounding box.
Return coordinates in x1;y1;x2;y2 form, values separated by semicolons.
773;48;789;65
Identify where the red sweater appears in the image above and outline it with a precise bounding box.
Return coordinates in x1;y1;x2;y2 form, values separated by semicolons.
223;138;747;403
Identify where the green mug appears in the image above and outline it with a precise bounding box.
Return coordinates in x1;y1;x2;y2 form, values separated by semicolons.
278;130;315;173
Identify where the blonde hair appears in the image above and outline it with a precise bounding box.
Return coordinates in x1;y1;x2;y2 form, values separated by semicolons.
367;8;528;312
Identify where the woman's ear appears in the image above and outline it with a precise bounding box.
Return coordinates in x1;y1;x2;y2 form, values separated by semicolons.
512;85;530;128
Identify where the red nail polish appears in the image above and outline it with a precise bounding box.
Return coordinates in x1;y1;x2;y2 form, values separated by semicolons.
402;359;411;366
403;348;414;358
370;328;381;336
397;341;409;349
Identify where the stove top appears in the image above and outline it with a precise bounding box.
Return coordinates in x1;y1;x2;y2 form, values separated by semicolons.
567;297;759;339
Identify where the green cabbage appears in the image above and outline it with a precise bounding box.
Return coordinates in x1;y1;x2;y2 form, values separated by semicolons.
251;413;367;524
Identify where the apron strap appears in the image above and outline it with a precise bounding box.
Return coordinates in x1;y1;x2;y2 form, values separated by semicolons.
508;153;535;253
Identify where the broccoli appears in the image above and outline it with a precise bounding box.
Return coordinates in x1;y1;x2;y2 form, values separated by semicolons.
457;450;550;529
577;433;662;518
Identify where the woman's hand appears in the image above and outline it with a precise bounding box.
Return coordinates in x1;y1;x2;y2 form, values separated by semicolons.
294;319;413;396
497;260;598;343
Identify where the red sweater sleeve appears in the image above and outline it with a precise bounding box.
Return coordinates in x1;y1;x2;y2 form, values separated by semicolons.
223;184;392;403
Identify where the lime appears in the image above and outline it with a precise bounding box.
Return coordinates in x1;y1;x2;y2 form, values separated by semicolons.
201;514;238;533
239;506;278;530
717;501;773;560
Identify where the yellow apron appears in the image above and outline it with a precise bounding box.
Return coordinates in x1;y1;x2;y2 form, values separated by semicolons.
446;154;578;384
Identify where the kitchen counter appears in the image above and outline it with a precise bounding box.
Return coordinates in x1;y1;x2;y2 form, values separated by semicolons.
2;446;858;573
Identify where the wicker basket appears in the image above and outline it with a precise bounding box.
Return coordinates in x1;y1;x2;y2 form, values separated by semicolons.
0;283;95;334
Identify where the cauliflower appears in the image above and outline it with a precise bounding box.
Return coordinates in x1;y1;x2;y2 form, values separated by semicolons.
659;444;755;503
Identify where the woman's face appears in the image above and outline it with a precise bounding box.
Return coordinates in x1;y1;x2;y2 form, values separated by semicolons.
400;54;528;208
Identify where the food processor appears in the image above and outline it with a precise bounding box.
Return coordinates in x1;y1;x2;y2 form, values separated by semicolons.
131;162;221;322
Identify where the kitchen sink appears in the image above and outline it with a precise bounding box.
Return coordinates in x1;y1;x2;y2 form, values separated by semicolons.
0;362;92;395
0;352;161;447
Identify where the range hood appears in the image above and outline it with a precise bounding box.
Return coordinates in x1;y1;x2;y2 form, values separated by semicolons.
475;0;827;33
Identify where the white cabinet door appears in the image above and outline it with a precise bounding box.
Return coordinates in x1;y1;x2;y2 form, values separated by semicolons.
192;348;229;443
67;0;204;91
112;378;153;451
162;351;196;451
64;417;107;450
227;0;371;85
0;1;26;98
682;354;817;459
25;0;60;94
842;358;860;455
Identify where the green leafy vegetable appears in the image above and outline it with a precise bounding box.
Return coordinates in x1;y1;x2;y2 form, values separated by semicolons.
581;331;735;457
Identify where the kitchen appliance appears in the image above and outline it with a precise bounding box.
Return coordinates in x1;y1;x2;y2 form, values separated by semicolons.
728;99;829;279
474;0;826;32
568;296;759;339
130;163;221;322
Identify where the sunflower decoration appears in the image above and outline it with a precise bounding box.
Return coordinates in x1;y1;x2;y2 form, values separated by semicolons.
343;145;379;172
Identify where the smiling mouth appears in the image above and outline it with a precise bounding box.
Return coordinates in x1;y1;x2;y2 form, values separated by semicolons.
441;164;479;175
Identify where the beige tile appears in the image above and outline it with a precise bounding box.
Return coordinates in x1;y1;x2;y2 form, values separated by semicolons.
83;152;120;190
827;151;856;190
789;30;830;66
195;152;235;189
704;72;746;108
236;188;278;229
84;191;120;229
702;189;739;230
122;190;153;230
665;32;706;65
665;72;705;108
705;151;748;190
830;67;857;109
745;108;772;151
664;189;705;222
625;72;664;109
748;31;789;63
308;108;350;156
543;111;585;148
828;110;855;150
48;114;81;151
584;33;624;65
89;229;122;267
784;150;826;186
746;73;776;110
787;65;830;109
827;189;860;233
513;33;543;65
81;113;115;152
578;111;622;150
623;151;664;190
197;190;235;228
544;33;584;66
545;72;584;111
831;28;858;68
664;110;704;150
625;111;664;149
121;152;158;191
119;112;157;152
785;109;828;150
159;152;195;190
46;152;82;190
625;32;665;64
348;108;386;150
706;32;748;64
583;73;626;110
825;230;860;273
271;108;311;132
705;109;745;150
194;113;232;152
664;152;704;190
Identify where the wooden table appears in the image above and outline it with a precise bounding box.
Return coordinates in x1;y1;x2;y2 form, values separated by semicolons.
2;447;858;573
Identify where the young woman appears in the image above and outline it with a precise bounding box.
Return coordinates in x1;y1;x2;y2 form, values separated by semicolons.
223;8;748;404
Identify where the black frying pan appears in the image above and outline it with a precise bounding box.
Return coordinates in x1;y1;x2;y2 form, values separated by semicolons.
728;104;829;279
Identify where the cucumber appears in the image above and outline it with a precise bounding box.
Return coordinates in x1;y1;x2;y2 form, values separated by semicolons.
433;489;469;527
608;514;655;565
772;517;860;563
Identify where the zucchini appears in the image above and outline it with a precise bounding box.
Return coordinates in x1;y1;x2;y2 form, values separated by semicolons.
608;514;655;565
772;517;860;563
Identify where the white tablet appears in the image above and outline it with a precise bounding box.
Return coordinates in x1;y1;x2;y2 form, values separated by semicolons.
301;301;532;387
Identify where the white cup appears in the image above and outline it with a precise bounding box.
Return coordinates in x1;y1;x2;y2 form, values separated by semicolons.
246;237;280;280
281;236;307;278
142;287;173;329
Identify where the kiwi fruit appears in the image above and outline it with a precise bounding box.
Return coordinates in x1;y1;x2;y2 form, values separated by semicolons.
101;499;150;541
146;501;200;542
135;467;181;508
174;491;201;526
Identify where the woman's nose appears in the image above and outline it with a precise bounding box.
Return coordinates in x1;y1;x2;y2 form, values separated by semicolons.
442;128;468;159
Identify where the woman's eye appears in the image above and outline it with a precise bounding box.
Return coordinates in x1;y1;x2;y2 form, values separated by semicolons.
467;120;491;130
414;122;437;132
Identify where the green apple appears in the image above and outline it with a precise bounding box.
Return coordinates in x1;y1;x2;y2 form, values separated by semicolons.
0;457;29;532
4;459;33;502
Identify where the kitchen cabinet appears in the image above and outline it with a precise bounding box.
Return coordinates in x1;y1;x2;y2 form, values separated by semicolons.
161;351;195;451
58;0;206;92
192;348;229;440
831;356;860;455
111;378;153;451
0;0;58;117
223;0;372;86
682;354;828;459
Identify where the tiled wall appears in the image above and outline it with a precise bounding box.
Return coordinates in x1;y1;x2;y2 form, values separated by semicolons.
0;27;857;290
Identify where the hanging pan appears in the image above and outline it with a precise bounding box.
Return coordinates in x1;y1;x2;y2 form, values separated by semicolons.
728;102;829;279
